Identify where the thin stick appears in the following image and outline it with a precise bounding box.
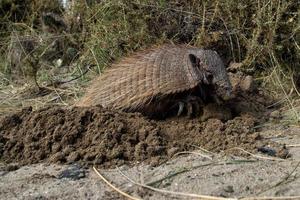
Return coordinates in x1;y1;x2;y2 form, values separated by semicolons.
117;167;236;200
93;166;141;200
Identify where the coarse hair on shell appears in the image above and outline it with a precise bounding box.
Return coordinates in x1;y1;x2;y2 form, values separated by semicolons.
75;44;228;116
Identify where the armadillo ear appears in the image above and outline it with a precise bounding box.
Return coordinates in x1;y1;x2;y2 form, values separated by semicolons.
189;54;201;68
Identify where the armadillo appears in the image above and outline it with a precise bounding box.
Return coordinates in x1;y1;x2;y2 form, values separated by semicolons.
76;44;232;118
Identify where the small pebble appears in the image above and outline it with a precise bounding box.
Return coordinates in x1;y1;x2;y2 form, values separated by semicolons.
224;185;234;193
57;164;86;180
240;75;255;92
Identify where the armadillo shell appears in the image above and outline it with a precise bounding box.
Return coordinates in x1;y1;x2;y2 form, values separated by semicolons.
76;44;207;112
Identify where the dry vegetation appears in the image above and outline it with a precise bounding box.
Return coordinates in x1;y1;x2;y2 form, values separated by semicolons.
0;0;299;122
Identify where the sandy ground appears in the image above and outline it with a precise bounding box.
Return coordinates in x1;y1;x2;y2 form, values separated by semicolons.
1;125;299;200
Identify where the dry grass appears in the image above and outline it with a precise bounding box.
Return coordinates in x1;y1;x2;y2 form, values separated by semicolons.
93;158;300;200
0;0;299;122
94;166;235;200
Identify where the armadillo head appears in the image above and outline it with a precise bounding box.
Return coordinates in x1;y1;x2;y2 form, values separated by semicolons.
189;50;232;100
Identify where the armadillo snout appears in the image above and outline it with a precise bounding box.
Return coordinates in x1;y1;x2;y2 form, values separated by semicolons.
222;89;233;101
215;85;233;101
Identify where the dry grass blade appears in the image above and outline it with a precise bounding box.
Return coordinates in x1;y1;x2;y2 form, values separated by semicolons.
229;147;285;161
191;144;216;155
116;167;236;200
255;161;300;196
146;160;257;187
286;144;300;147
95;163;300;200
92;166;141;200
269;53;300;123
241;196;300;200
173;151;213;160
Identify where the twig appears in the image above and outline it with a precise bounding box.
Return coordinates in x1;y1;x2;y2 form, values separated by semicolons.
93;166;141;200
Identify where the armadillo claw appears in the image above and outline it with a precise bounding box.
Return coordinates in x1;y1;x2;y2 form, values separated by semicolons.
177;102;185;116
176;96;204;118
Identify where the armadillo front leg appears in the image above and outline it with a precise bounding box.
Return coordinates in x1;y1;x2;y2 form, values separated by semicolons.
176;96;204;117
186;101;193;117
187;96;203;118
212;94;223;105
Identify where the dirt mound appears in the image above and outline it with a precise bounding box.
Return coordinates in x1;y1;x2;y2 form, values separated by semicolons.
0;93;288;168
0;72;288;168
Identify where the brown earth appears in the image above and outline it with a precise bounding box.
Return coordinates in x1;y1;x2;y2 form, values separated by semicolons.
0;85;289;168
